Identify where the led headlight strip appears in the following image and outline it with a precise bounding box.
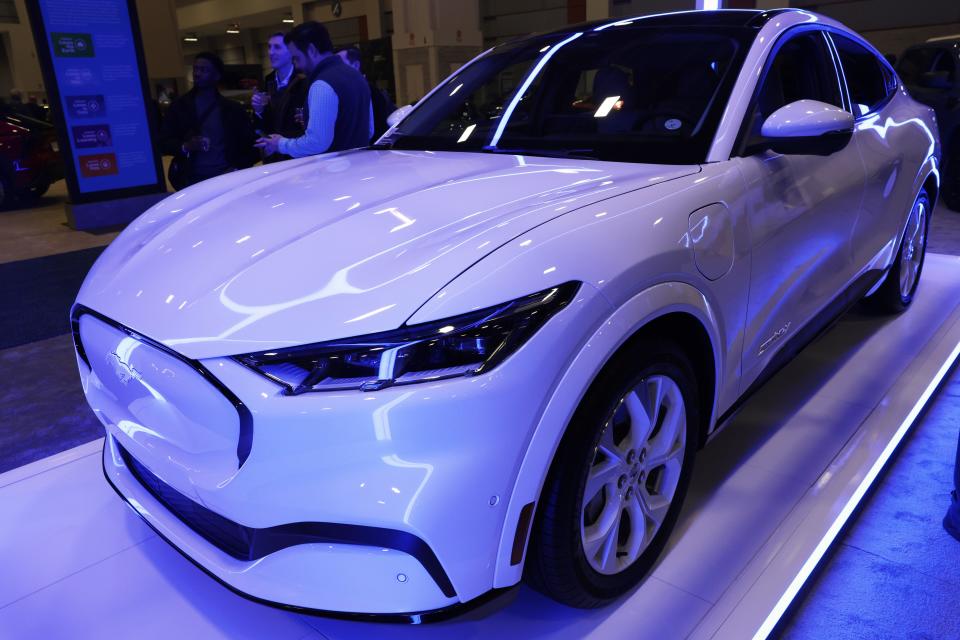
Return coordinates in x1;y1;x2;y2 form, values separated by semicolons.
753;338;960;640
237;282;580;394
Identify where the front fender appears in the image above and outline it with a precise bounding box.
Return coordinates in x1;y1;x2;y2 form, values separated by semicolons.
491;280;723;588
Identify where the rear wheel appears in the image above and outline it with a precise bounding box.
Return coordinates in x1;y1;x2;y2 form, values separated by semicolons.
524;338;699;607
868;188;929;313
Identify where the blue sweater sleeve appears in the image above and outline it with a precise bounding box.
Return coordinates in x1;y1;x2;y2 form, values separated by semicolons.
278;80;337;157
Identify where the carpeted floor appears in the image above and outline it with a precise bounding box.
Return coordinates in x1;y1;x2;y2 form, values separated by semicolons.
781;359;960;639
0;246;105;350
0;334;102;474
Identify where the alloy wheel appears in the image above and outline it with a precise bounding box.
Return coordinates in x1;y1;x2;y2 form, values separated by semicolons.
899;196;927;299
580;375;687;575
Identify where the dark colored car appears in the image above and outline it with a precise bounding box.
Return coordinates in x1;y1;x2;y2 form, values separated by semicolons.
897;38;960;209
0;111;63;206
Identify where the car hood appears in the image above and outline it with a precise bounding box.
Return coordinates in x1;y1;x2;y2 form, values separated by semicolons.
77;150;697;359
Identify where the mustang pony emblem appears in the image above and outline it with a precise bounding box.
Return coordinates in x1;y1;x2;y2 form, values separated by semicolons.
106;351;143;386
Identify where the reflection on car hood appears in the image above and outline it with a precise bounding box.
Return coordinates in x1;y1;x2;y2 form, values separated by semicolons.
77;149;697;359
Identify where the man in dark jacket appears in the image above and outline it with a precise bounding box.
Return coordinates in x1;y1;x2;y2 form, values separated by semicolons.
161;52;258;189
252;32;307;162
255;22;372;159
337;46;397;141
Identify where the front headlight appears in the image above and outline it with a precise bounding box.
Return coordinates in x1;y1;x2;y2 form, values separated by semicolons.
236;282;580;394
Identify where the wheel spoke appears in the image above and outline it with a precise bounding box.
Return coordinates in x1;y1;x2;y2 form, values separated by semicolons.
648;455;684;501
625;491;652;558
585;454;625;505
598;508;623;572
624;390;652;448
639;487;671;530
648;385;684;460
598;426;627;464
583;485;623;558
646;437;685;472
643;377;664;430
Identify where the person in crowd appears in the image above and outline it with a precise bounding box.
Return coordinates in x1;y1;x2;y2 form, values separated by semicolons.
161;52;258;189
252;32;307;162
336;46;397;141
255;21;372;159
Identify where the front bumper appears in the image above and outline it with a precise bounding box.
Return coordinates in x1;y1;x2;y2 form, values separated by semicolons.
76;284;609;614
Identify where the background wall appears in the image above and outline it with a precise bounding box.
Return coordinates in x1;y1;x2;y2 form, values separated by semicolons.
791;0;960;56
9;0;960;111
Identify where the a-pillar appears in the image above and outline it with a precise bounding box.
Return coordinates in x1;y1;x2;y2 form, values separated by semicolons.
391;0;483;106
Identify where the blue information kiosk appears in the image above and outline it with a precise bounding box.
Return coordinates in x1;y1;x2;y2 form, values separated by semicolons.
27;0;167;229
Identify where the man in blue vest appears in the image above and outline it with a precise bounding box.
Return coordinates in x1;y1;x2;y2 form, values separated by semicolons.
255;21;372;158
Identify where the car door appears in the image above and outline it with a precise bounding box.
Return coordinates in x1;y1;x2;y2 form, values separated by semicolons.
733;28;866;386
831;32;936;275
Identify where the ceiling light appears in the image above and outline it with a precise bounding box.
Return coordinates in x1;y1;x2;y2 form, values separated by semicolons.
226;24;240;34
282;15;295;24
183;35;199;43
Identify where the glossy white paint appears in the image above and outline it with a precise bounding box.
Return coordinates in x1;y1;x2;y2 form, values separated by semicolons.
73;9;940;615
77;151;694;360
760;99;854;138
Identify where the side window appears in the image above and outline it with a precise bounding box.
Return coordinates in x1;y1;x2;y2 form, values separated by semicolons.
933;50;957;79
832;34;891;116
742;31;842;152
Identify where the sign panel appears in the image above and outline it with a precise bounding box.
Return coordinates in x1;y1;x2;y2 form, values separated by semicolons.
28;0;164;202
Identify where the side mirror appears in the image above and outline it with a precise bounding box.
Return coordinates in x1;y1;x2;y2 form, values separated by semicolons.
919;71;952;90
759;99;854;156
386;104;414;128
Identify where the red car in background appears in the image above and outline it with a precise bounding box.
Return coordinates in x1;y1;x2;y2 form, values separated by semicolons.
0;112;63;206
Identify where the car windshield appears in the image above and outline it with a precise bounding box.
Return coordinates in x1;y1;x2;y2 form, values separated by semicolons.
378;24;753;164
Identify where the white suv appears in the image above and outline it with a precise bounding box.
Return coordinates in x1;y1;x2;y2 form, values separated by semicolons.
73;8;938;620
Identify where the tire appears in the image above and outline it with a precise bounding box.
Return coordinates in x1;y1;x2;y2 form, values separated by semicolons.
524;338;699;608
867;188;930;313
943;144;960;212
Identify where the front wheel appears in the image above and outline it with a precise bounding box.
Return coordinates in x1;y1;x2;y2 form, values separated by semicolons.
524;339;699;608
867;188;930;313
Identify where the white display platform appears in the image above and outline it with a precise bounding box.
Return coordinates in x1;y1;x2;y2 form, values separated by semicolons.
2;254;959;640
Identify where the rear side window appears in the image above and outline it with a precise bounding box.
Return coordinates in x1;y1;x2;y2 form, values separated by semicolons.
831;34;893;116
